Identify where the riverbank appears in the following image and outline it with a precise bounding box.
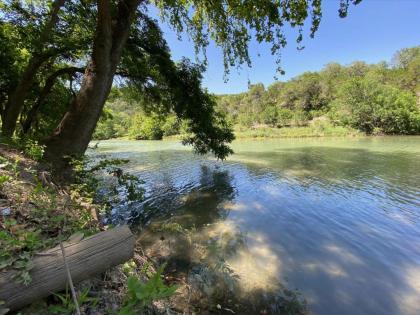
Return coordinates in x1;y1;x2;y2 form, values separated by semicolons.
158;124;361;142
0;144;175;314
232;124;361;139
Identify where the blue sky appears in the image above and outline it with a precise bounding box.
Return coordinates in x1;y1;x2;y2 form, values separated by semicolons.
155;0;420;94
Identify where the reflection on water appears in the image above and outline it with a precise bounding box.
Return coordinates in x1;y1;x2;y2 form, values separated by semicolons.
94;137;420;315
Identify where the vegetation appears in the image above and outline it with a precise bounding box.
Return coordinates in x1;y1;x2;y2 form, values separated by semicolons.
1;0;362;167
3;0;417;314
0;144;175;314
216;47;420;136
118;264;178;315
92;46;420;140
0;145;99;288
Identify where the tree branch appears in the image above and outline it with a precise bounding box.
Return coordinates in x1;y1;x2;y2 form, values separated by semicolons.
38;0;67;48
22;67;85;134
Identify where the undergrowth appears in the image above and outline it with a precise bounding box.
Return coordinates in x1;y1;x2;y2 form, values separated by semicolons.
0;144;177;315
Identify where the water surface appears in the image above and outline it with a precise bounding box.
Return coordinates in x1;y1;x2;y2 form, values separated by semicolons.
95;136;420;315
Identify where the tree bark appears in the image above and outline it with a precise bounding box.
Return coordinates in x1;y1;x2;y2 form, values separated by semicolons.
44;0;141;168
1;0;66;137
0;225;135;312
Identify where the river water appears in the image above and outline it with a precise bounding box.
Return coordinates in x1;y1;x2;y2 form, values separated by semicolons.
94;136;420;315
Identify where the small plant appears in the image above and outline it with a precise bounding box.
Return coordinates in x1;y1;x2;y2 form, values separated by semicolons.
11;157;20;177
23;139;45;161
0;175;10;188
118;264;178;315
122;259;137;276
48;288;98;315
0;220;46;285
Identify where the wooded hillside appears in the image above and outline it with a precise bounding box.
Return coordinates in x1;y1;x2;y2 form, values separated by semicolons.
94;46;420;139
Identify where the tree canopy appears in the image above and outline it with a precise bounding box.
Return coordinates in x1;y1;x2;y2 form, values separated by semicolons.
213;46;420;135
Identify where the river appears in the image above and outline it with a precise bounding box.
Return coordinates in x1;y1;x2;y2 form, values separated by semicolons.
93;136;420;315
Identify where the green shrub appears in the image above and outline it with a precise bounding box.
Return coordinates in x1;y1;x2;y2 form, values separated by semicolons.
48;288;98;315
162;115;180;136
0;175;10;188
260;105;278;127
291;110;311;127
118;264;177;315
93;107;133;140
93;120;118;140
333;78;420;134
277;108;294;127
237;112;257;128
22;139;44;161
128;114;165;140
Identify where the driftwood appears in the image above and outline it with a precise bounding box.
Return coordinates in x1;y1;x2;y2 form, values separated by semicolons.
0;225;135;311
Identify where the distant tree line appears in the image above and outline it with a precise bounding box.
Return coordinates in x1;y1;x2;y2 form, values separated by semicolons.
216;46;420;135
94;46;419;139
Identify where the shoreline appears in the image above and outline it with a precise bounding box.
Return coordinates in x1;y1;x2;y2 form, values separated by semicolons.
0;144;176;314
94;129;420;143
1;143;307;315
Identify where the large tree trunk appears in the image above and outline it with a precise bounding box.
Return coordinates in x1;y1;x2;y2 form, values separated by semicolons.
44;0;141;168
1;0;66;137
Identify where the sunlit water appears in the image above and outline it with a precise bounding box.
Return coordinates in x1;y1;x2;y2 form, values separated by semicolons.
93;136;420;315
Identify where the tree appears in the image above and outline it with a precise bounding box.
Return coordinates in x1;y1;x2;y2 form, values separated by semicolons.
392;46;420;69
291;72;328;111
21;66;84;135
1;0;363;168
47;0;365;167
261;105;278;127
128;113;167;140
390;46;420;92
0;0;94;136
332;78;419;134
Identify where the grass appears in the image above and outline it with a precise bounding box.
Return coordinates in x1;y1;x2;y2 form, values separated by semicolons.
233;124;361;139
163;125;361;141
163;120;361;141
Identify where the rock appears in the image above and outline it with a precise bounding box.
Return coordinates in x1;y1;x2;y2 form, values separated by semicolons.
0;207;11;216
189;265;218;297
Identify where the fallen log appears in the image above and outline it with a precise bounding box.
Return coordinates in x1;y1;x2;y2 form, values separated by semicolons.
0;225;135;312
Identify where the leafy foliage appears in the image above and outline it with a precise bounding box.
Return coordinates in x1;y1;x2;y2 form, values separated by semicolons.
92;46;419;140
0;151;98;286
128;114;165;140
71;156;145;207
48;288;98;315
214;46;420;135
332;78;419;134
118;263;178;314
22;139;45;161
0;174;10;187
1;0;367;162
155;0;362;74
